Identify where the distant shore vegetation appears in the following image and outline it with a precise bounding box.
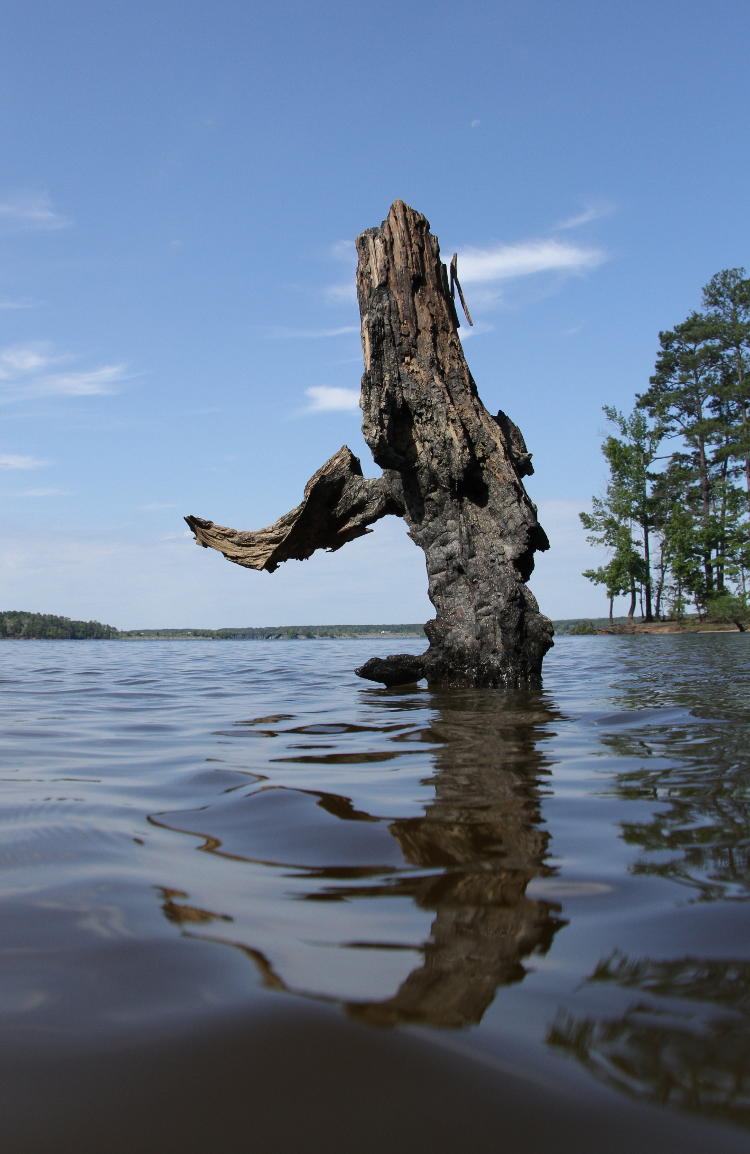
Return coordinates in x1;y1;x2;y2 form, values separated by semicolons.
0;614;425;641
117;624;426;640
4;612;746;641
1;611;119;639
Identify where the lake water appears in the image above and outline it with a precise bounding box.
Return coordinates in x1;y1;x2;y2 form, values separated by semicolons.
1;634;749;1152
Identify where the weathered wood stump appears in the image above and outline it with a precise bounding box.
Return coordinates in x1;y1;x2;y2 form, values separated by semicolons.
186;201;553;688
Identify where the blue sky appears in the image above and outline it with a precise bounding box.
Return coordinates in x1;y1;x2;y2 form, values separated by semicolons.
1;0;748;628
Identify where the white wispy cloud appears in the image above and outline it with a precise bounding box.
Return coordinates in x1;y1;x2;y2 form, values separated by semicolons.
0;345;60;375
265;324;358;340
37;365;127;397
0;453;49;470
0;191;70;231
0;297;35;310
302;386;359;413
0;343;128;403
555;201;614;231
457;238;606;284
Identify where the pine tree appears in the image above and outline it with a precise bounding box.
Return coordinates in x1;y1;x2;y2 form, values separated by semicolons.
583;269;749;622
580;407;660;620
599;406;663;620
701;268;750;512
638;313;725;596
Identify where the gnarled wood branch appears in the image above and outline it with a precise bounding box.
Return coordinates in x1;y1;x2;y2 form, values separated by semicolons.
186;201;553;688
185;446;398;573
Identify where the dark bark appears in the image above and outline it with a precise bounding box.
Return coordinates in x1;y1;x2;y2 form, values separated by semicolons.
643;521;653;621
186;201;553;689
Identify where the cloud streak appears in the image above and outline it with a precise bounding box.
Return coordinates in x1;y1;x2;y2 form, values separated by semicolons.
457;238;606;284
302;386;359;413
0;453;49;470
0;297;35;310
556;201;614;231
0;191;70;231
0;344;129;403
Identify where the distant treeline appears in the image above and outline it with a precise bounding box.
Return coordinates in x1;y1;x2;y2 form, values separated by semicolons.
5;612;742;641
119;624;426;640
0;615;426;640
1;611;118;639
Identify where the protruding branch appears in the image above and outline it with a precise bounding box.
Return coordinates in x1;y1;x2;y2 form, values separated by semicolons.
185;446;398;573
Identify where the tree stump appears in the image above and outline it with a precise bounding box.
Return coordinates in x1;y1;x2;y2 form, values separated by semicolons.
186;201;553;688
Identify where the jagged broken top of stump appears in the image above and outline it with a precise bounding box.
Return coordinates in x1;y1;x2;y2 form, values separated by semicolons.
186;201;553;688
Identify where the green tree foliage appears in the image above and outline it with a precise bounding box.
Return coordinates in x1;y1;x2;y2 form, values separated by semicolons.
702;268;750;509
704;591;749;631
638;313;725;596
601;405;662;619
569;620;596;635
117;624;425;640
580;416;654;620
582;268;750;621
0;611;118;639
2;617;426;641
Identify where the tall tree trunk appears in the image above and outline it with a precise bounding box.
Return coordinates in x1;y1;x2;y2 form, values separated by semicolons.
654;541;666;620
642;522;653;620
186;202;553;689
735;358;750;514
696;437;714;594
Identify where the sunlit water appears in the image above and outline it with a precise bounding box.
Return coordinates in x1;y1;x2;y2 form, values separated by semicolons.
1;635;749;1152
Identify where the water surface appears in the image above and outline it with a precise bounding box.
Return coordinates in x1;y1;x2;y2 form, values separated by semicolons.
1;635;748;1151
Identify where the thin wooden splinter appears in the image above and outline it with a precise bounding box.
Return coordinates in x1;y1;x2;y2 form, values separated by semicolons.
449;253;473;327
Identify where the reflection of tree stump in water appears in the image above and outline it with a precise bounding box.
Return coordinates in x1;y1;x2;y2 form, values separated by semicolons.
350;871;558;1029
346;692;565;1027
154;691;565;1029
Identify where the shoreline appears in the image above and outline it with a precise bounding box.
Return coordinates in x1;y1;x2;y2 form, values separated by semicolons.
595;622;746;635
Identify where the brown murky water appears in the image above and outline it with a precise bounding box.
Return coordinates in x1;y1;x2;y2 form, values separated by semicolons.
1;635;748;1152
